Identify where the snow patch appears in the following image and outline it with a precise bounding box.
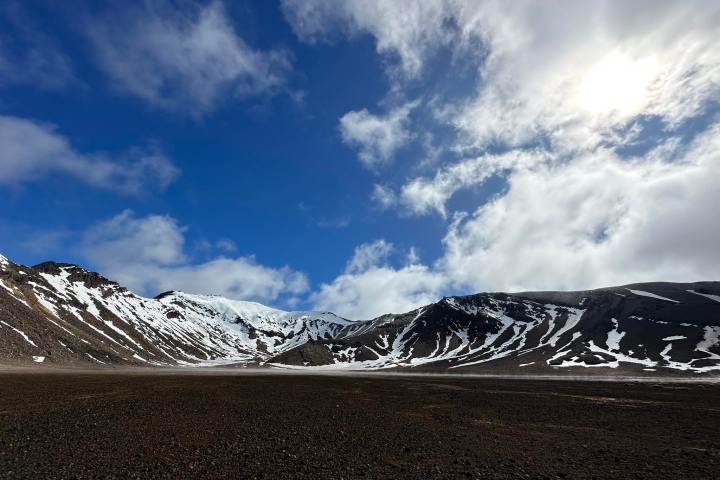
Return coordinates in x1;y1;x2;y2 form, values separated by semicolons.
0;321;38;348
662;336;686;341
695;327;720;361
627;289;679;303
85;353;106;364
687;289;720;303
606;318;625;352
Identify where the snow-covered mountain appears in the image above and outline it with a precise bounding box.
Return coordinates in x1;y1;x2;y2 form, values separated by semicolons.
0;254;349;366
273;286;720;374
1;252;719;374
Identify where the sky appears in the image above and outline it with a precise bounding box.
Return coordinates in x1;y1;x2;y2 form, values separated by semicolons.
1;0;719;319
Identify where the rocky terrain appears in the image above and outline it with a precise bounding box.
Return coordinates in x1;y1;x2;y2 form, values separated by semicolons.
1;252;719;374
1;373;719;479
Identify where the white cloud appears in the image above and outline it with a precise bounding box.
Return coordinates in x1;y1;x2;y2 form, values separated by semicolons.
371;184;396;209
282;0;453;78
312;240;446;319
441;124;720;292
450;1;720;151
324;124;720;314
398;149;548;217
87;0;291;114
285;1;720;152
13;0;712;320
339;102;416;169
344;239;393;273
289;0;720;309
83;210;309;302
0;115;179;193
406;247;420;265
83;211;187;268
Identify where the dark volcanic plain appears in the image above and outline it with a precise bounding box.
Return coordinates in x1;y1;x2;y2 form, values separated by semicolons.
1;372;718;479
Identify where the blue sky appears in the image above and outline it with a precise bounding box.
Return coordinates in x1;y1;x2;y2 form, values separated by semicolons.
1;1;719;319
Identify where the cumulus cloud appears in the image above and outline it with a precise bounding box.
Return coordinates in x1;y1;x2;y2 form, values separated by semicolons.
83;210;309;302
0;115;179;193
292;0;720;314
451;1;720;151
87;0;291;114
441;124;720;292
286;1;720;150
312;240;446;319
327;125;720;314
339;102;416;169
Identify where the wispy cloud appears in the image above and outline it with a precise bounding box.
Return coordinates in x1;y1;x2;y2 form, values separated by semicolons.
370;184;396;210
297;202;351;229
86;0;291;115
0;115;179;194
339;102;417;170
282;0;454;79
395;149;549;217
0;1;76;89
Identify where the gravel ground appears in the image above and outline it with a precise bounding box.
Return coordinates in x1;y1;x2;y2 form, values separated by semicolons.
0;372;718;479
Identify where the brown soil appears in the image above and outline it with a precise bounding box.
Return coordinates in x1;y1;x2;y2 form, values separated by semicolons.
0;372;718;479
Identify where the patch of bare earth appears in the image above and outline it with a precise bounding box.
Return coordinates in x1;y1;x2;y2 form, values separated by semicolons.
0;374;718;479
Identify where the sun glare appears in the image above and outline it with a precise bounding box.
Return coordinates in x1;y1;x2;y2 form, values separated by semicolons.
577;52;659;117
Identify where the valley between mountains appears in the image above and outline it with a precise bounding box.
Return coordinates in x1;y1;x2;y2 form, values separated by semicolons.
1;252;719;374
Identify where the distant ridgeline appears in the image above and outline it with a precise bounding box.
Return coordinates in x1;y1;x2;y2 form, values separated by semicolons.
1;253;719;374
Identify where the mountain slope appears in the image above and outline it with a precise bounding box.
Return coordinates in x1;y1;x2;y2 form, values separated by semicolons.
0;254;349;366
271;284;720;373
1;252;719;373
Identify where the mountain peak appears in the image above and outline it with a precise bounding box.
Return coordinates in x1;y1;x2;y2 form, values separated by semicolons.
33;261;121;290
0;250;718;373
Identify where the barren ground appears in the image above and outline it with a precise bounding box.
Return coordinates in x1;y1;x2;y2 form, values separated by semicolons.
0;372;718;479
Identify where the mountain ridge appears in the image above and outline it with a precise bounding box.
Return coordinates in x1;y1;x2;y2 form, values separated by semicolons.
1;252;719;374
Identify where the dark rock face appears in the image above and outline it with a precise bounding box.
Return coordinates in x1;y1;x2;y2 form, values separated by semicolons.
1;252;720;374
270;341;335;366
34;262;121;290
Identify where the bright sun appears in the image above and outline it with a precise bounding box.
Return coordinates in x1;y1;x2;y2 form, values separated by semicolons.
577;52;659;118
